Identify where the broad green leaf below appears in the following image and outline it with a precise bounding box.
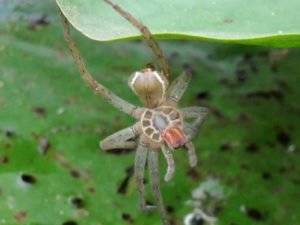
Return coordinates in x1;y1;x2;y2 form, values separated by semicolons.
56;0;300;47
1;1;300;225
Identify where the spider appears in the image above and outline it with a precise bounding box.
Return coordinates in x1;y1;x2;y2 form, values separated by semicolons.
60;1;208;225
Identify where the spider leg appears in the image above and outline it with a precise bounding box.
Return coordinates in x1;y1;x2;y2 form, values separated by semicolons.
182;106;209;120
166;72;192;105
60;12;143;118
185;141;197;167
135;137;155;211
181;106;209;166
161;144;175;182
148;150;170;225
104;0;169;79
100;122;141;151
182;106;209;139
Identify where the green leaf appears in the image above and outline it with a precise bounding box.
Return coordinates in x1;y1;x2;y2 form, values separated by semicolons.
56;0;300;47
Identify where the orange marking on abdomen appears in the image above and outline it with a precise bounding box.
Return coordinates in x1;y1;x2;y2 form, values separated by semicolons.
162;126;186;149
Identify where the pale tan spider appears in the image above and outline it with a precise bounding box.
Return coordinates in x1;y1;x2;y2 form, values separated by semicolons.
60;1;208;224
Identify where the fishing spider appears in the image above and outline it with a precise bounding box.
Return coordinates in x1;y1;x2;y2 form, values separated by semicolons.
60;1;208;224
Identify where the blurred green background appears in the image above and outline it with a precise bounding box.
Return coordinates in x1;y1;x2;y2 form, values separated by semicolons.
0;1;299;225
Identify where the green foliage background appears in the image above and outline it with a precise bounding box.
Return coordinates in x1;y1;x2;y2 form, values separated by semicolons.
0;1;300;225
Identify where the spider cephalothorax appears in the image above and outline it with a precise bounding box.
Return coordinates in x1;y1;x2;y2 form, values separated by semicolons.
60;1;208;225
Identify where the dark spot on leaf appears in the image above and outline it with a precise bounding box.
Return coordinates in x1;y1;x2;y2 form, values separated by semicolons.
28;14;50;30
88;187;96;193
0;155;9;164
170;52;180;60
272;186;283;194
219;77;230;85
236;113;251;123
243;53;253;61
278;166;287;174
276;130;290;147
4;142;12;149
182;62;196;75
62;221;78;225
122;213;134;223
258;50;269;58
54;152;92;190
223;18;233;23
191;213;205;225
21;173;36;184
32;107;47;117
209;106;226;119
246;90;283;101
126;165;134;174
70;197;85;208
245;143;259;153
196;91;210;100
291;177;300;185
166;205;174;214
235;69;247;82
246;208;265;221
117;165;134;195
240;54;259;74
270;64;278;73
70;169;81;178
38;136;51;154
186;168;201;180
276;79;290;91
64;96;80;105
266;141;276;148
13;211;27;222
262;172;272;180
220;142;233;151
206;53;215;60
169;219;177;225
3;129;16;138
214;205;223;215
240;163;250;170
250;62;258;73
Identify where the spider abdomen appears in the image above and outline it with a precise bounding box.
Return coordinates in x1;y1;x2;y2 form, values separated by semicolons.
140;106;186;148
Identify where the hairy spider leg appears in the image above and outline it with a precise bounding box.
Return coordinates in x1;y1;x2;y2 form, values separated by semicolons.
166;72;192;105
182;106;209;136
135;137;157;211
161;144;175;182
181;106;209;166
100;122;142;151
148;150;170;225
185;141;197;167
60;12;142;118
104;0;169;79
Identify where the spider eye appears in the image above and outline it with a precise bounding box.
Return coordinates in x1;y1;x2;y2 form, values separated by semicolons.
129;68;168;108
